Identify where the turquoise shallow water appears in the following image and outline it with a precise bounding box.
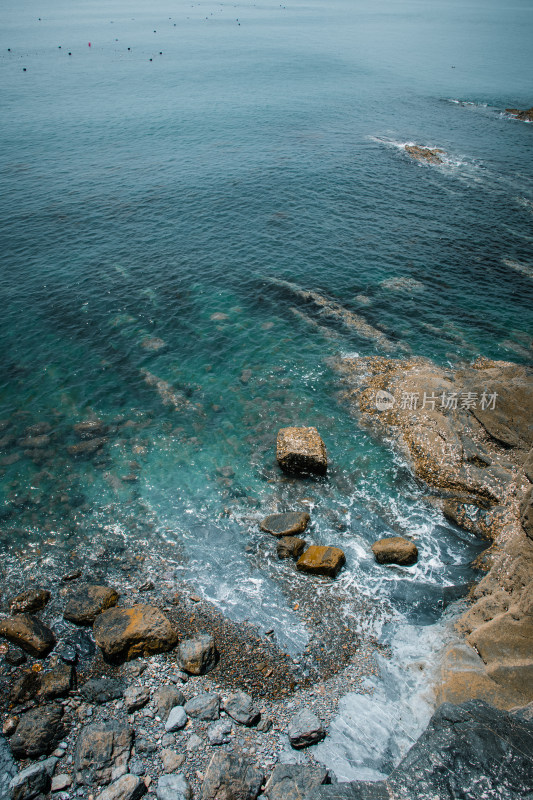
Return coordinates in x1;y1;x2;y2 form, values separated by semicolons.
1;0;532;661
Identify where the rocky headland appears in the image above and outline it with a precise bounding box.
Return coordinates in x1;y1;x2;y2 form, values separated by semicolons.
334;354;533;711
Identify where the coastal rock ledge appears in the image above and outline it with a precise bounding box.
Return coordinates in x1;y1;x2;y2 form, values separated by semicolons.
276;427;327;476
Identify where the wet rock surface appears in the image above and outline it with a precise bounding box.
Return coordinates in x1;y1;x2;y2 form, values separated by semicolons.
0;614;56;658
277;536;307;559
404;144;445;164
260;511;310;537
9;589;51;615
63;584;119;625
80;676;125;704
506;106;533;121
93;605;178;662
276;427;328;476
371;536;418;566
296;545;346;578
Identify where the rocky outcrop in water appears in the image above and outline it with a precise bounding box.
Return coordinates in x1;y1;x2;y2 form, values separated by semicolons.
296;545;346;578
404;145;445;164
371;536;418;566
335;354;533;708
506;106;533;122
260;511;310;537
63;583;119;625
276;427;328;476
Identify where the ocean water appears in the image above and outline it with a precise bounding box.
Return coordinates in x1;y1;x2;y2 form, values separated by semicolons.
1;0;532;778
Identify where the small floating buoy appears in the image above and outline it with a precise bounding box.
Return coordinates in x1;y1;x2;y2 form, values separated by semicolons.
7;48;10;51
68;51;72;55
149;58;152;61
88;42;91;47
58;45;61;48
128;47;131;50
23;67;27;71
159;51;162;54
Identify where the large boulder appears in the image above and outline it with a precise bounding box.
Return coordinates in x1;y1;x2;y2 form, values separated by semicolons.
201;750;263;800
371;536;418;566
92;605;178;662
10;705;66;759
63;584;119;625
288;709;326;748
74;721;132;785
276;427;327;476
260;512;310;537
156;774;192;800
264;765;331;800
296;545;345;578
178;633;217;675
0;614;56;658
387;700;533;799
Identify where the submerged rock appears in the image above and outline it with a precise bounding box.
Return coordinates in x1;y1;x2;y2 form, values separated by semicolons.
74;419;108;438
10;705;65;759
404;145;444;164
0;614;56;658
74;721;132;786
371;536;418;566
63;584;119;625
276;427;327;476
296;545;346;578
277;536;307;559
92;605;178;663
201;750;263;800
288;709;326;748
9;588;51;615
67;437;108;457
178;633;217;675
260;511;310;537
506;106;533;122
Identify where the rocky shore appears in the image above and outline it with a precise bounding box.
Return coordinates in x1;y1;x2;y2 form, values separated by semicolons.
334;354;533;711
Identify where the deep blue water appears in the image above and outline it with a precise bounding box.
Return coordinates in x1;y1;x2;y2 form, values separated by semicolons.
1;0;532;682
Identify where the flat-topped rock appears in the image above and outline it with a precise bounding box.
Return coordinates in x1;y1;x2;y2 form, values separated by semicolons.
0;614;56;658
63;584;119;625
9;588;50;615
506;106;533;122
405;145;444;164
296;545;345;578
276;427;327;476
93;605;178;663
371;536;418;566
81;677;125;704
260;512;310;537
277;536;307;559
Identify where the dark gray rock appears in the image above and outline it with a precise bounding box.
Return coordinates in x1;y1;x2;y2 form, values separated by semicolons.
164;706;187;732
10;705;65;759
10;670;41;704
74;721;132;785
9;589;51;615
511;700;533;722
0;734;17;800
156;773;192;800
264;764;331;800
206;719;233;745
80;677;124;704
153;685;185;717
4;646;27;666
288;709;326;749
309;784;389;800
184;692;220;721
260;512;310;537
8;762;51;800
38;664;74;700
178;633;217;675
201;751;263;800
387;700;533;800
63;584;119;625
224;690;260;726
